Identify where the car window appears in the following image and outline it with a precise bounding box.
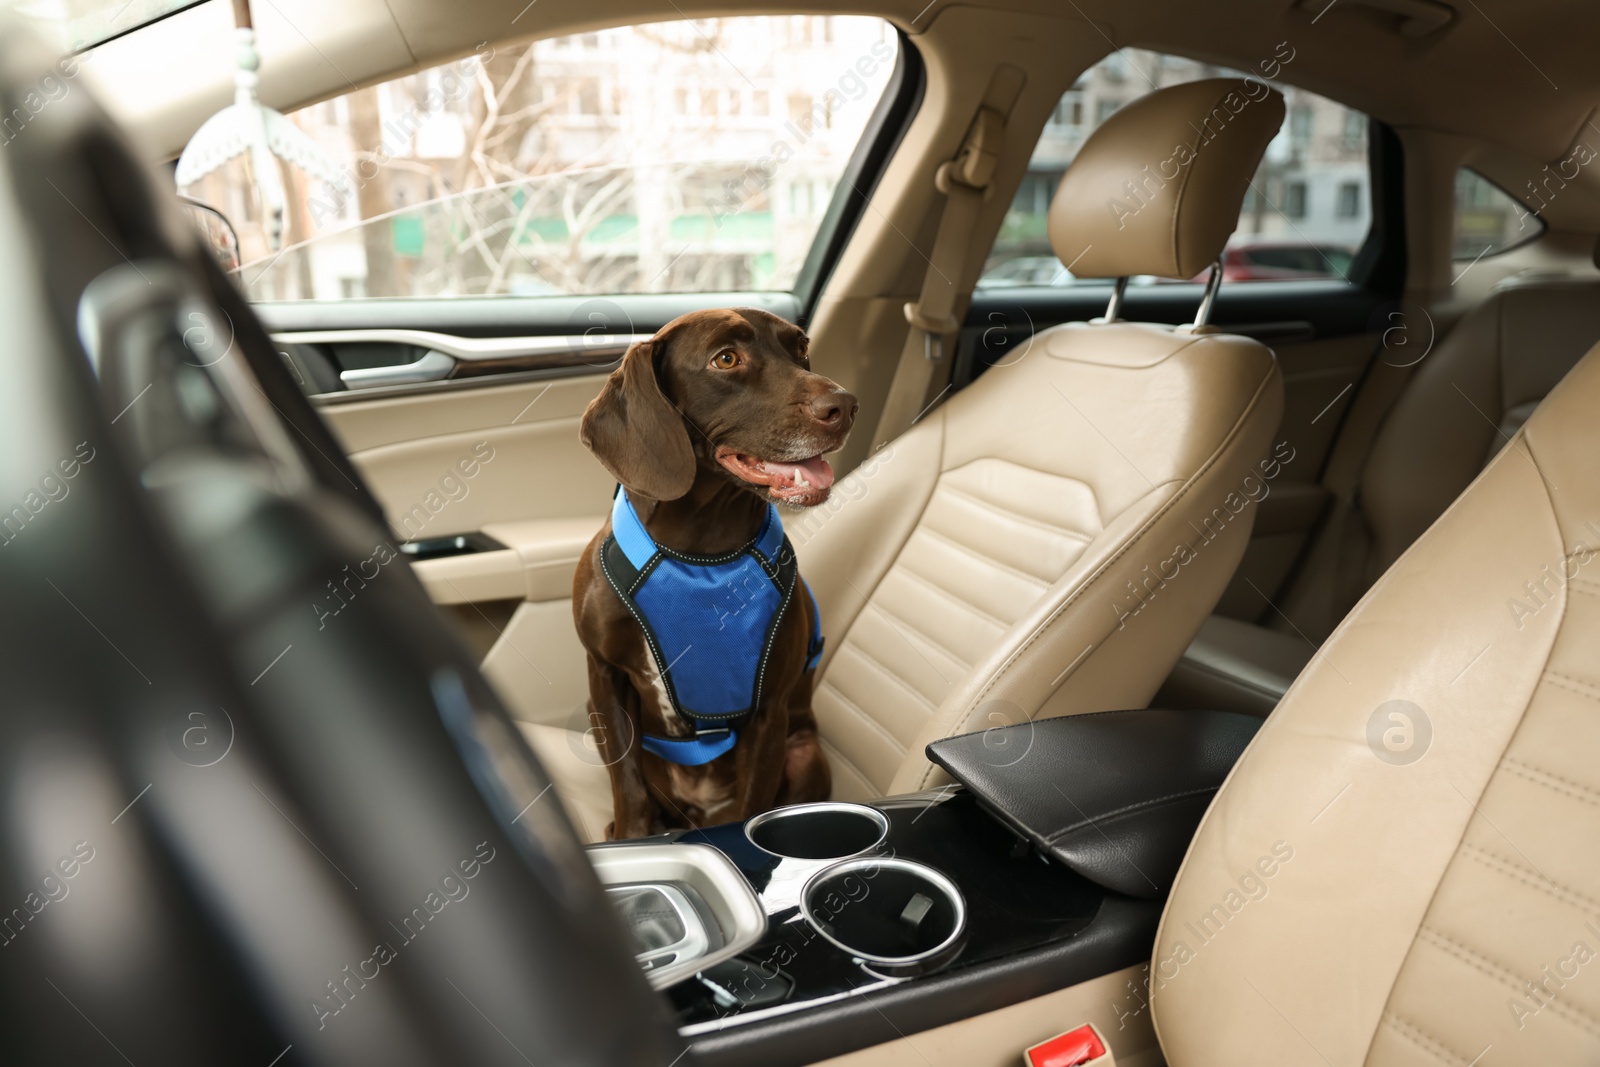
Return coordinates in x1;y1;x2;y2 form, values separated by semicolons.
181;17;898;301
1453;168;1544;260
980;47;1372;288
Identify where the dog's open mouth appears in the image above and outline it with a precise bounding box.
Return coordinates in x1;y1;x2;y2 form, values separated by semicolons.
715;447;836;506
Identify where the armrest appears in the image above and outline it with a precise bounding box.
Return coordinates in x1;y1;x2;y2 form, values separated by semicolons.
482;516;603;601
411;516;602;605
926;709;1261;899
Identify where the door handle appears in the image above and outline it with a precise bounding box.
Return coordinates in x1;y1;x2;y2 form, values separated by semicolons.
339;349;455;389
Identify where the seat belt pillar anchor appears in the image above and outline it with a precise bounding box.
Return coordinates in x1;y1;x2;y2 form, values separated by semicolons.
950;106;1005;189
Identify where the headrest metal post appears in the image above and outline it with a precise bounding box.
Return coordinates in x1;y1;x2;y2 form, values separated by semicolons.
1193;258;1225;328
1103;276;1129;322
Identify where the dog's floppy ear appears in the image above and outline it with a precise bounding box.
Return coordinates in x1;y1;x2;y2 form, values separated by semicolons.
580;338;696;501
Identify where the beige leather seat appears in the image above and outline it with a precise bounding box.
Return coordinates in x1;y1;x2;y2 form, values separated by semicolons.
528;78;1287;838
1162;268;1600;716
1152;336;1600;1066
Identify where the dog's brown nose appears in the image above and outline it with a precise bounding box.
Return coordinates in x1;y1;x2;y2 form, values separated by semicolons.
808;389;858;430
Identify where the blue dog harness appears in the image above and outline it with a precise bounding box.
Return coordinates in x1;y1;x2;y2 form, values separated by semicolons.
600;488;823;766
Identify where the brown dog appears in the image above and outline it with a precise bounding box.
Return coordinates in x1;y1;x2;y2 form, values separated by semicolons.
573;308;858;839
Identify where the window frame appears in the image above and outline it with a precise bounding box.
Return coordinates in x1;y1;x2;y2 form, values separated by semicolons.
1451;167;1546;262
791;29;925;323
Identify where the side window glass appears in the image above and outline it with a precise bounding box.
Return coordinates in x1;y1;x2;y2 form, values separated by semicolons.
981;47;1371;288
180;17;899;301
1453;168;1544;260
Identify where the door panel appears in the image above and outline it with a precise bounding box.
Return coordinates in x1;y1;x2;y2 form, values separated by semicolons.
322;373;612;534
319;370;610;730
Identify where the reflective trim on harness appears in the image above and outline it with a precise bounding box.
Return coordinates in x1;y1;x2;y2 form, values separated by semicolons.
602;488;824;765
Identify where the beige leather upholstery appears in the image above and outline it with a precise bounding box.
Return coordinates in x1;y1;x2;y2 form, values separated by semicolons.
526;321;1284;833
1357;275;1600;591
1050;78;1285;279
523;77;1286;837
799;323;1282;797
1151;340;1600;1066
1163;273;1600;717
811;963;1162;1067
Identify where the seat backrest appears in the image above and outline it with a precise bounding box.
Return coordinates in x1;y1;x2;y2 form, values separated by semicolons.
796;322;1282;797
1152;340;1600;1065
1360;272;1600;582
1280;270;1600;640
794;78;1287;797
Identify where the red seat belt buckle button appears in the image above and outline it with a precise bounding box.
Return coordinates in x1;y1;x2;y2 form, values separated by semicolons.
1024;1023;1111;1067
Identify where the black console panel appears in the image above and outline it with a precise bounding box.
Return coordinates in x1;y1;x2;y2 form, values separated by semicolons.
646;791;1159;1067
590;710;1258;1067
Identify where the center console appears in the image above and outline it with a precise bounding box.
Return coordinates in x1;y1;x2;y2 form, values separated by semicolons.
587;709;1262;1067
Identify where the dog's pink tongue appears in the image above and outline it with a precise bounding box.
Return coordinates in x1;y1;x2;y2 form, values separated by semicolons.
762;455;834;490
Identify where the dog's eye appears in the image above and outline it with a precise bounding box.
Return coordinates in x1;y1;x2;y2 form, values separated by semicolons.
710;349;740;370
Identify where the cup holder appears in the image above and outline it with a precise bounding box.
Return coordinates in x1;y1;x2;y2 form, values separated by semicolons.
800;857;966;976
744;802;889;860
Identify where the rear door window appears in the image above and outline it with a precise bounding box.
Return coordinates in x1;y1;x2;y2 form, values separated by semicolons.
1453;168;1544;260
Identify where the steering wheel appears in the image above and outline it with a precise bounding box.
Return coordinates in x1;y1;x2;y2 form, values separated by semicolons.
0;22;681;1067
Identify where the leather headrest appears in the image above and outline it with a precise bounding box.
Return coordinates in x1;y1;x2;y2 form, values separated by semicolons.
1049;78;1285;279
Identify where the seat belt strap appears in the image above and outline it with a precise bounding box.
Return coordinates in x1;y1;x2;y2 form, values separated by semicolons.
871;107;1006;452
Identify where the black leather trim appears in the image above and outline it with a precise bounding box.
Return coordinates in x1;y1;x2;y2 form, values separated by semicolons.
688;896;1161;1067
927;709;1262;899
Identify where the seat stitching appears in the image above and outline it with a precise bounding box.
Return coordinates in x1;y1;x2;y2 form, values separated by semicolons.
1345;364;1573;1065
938;484;1098;541
835;640;940;710
1499;757;1600;808
1380;1011;1471;1066
819;736;878;796
917;525;1055;587
933;707;1171;748
816;678;909;756
1461;843;1600;915
1544;672;1600;702
1041;785;1217;840
896;564;1013;630
1416;928;1600;1036
867;598;973;671
815;415;947;689
913;358;1281;790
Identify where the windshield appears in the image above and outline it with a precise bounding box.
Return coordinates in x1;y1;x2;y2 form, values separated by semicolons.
8;0;200;51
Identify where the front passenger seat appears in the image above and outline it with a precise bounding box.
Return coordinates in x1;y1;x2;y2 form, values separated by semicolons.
527;78;1287;838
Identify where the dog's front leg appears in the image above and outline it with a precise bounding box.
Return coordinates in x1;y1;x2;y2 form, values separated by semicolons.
728;683;793;822
775;666;831;807
585;657;660;839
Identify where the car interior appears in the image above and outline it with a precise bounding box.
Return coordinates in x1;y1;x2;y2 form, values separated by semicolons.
3;0;1599;1063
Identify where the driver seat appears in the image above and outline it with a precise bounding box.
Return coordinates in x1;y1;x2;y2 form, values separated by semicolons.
527;78;1287;839
1150;339;1600;1063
